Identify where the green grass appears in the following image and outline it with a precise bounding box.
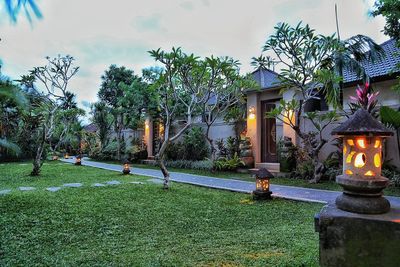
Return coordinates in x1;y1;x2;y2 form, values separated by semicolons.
88;159;400;197
0;162;322;266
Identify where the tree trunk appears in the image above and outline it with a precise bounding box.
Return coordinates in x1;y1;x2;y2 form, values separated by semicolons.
156;125;171;189
205;125;216;161
31;133;46;176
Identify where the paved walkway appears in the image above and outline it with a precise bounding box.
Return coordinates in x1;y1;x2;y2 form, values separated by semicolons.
61;158;400;206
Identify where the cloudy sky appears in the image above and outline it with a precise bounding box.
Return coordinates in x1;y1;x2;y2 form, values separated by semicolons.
0;0;387;113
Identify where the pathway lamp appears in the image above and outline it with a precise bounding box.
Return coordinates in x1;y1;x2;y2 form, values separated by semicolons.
122;159;131;175
252;168;273;200
75;155;82;166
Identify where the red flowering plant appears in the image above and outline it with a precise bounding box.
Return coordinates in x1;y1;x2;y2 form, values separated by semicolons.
348;82;380;117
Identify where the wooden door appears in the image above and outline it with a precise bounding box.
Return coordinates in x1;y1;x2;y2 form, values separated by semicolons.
261;102;277;162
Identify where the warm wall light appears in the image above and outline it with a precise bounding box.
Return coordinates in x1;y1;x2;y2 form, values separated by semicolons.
145;121;149;130
248;106;256;120
332;109;393;214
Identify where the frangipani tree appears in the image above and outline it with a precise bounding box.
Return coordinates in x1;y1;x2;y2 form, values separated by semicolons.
260;22;342;183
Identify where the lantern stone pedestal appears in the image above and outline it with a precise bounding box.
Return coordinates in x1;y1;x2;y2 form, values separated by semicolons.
315;203;400;267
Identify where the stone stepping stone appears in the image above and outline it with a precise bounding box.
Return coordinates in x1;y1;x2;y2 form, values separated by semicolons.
92;183;106;187
63;183;82;188
19;186;35;191
129;181;145;185
0;189;11;195
46;187;62;192
106;180;121;185
147;178;164;184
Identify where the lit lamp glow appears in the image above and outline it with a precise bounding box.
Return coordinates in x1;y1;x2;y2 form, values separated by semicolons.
332;109;393;214
252;168;273;200
75;155;82;166
64;153;69;159
248;106;256;120
122;159;131;175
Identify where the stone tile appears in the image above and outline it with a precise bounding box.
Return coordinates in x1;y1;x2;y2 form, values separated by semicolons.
129;181;145;185
19;186;35;191
147;178;164;184
46;187;62;192
92;183;106;187
63;183;83;188
0;189;11;195
106;180;121;185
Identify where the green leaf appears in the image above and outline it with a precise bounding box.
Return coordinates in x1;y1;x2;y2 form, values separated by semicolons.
380;106;400;129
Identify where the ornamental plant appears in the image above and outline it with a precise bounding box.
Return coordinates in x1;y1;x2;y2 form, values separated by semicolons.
348;82;380;117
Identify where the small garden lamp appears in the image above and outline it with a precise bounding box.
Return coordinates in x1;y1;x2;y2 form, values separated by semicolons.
122;159;131;175
52;155;59;161
252;168;273;200
64;153;69;159
332;109;393;214
75;155;82;166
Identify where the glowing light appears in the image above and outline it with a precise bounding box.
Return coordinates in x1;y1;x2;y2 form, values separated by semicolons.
356;138;366;149
374;140;381;148
374;153;381;168
345;169;353;175
354;153;366;168
343;145;347;155
346;151;356;163
347;139;354;146
364;171;375;176
248;106;256;120
145;121;149;130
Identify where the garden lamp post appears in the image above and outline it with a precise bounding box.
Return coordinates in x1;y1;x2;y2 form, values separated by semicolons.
75;155;82;166
252;168;273;200
122;159;131;175
332;109;393;214
64;153;69;159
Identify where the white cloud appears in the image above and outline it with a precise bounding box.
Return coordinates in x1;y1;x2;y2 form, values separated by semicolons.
0;0;387;117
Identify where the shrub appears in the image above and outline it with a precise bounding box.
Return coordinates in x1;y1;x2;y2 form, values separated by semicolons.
216;138;228;158
165;142;184;161
382;164;400;187
144;159;214;171
181;127;209;161
214;153;245;171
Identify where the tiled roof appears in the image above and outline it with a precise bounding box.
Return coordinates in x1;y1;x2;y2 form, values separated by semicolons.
343;39;400;83
83;123;98;133
251;68;281;90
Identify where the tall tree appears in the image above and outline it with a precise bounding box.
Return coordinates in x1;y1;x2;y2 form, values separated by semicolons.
29;55;79;176
148;48;212;189
2;0;42;23
372;0;400;41
91;102;113;150
200;56;256;160
261;22;341;183
98;65;137;160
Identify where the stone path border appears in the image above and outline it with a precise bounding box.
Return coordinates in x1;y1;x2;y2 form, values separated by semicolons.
60;158;400;207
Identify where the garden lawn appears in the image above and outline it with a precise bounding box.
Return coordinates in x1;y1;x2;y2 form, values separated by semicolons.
1;162;321;266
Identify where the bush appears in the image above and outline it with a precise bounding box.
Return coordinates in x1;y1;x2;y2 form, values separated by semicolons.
181;127;209;161
214;153;244;171
165;127;210;161
144;159;214;171
382;164;400;187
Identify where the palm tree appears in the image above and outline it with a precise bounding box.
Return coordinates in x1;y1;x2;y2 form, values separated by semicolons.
3;0;42;23
332;4;385;106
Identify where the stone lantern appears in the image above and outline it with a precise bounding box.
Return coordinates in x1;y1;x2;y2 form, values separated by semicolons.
122;159;131;175
331;108;393;214
252;168;273;200
75;155;82;166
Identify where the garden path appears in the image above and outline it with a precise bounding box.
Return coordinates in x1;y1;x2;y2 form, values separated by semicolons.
60;158;400;206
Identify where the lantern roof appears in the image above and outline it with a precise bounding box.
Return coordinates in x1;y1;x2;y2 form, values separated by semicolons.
332;109;393;137
252;168;274;178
